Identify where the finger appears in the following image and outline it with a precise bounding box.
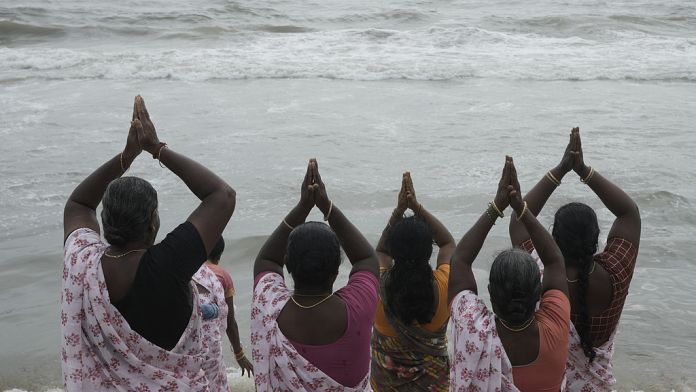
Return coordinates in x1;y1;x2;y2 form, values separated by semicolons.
575;127;582;149
132;96;138;121
303;160;312;186
136;95;151;120
312;158;323;184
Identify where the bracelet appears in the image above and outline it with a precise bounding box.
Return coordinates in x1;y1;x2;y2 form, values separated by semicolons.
282;219;294;230
581;166;595;184
120;152;127;173
152;142;167;168
234;350;246;360
489;201;504;218
323;200;333;221
545;171;561;187
485;204;499;224
515;201;529;221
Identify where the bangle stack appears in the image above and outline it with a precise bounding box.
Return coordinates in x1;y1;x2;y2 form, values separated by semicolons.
486;200;504;223
581;166;595;184
545;171;561;187
515;201;529;221
235;350;246;361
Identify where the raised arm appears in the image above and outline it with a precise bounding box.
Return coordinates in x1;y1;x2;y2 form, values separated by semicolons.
253;160;315;276
571;128;641;246
509;128;577;246
448;157;512;302
312;160;379;278
405;173;455;266
64;100;143;241
134;96;235;255
508;158;568;296
375;174;408;269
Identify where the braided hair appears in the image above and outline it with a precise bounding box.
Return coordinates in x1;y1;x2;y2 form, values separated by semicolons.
489;249;542;325
383;216;436;325
553;202;600;362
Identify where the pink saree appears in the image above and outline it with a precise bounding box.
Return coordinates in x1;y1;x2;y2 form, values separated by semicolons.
61;228;209;391
193;264;231;391
250;272;372;391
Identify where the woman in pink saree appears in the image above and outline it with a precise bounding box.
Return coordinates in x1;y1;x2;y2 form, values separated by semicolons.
61;96;236;391
251;159;379;391
509;128;641;391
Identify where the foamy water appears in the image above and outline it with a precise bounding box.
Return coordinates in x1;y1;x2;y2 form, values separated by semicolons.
1;0;695;390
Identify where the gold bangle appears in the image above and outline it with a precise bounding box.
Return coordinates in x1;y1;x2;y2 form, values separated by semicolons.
489;201;504;218
156;144;167;168
282;219;294;230
581;166;595;184
235;350;245;360
515;201;529;221
545;171;561;186
120;152;127;173
323;200;333;221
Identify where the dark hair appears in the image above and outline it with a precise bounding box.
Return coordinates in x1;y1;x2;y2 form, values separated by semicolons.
286;222;341;289
101;177;158;247
209;237;225;262
553;202;600;363
489;249;542;325
383;216;435;325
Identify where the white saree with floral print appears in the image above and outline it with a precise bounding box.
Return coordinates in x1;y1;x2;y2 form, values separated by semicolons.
449;290;519;392
251;272;372;391
61;228;209;391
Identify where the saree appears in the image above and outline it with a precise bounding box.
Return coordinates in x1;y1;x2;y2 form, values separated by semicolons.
193;264;231;391
61;228;209;391
449;290;519;392
370;284;449;391
528;247;617;391
250;272;372;391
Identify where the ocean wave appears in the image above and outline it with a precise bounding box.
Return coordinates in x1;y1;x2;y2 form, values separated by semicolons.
0;21;65;44
1;26;694;82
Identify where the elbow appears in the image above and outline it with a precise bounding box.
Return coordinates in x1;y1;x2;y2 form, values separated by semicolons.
221;185;236;214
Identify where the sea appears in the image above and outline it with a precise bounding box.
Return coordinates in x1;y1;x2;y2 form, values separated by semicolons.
1;0;695;390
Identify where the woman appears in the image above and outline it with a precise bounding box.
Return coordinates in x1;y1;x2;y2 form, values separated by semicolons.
448;157;570;391
193;237;254;390
508;128;641;391
62;96;236;390
371;172;455;391
251;159;379;391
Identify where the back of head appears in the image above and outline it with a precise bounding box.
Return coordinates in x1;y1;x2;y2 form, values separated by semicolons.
489;249;541;325
101;177;158;247
209;237;225;263
383;216;435;325
552;202;599;362
552;202;599;263
286;222;341;290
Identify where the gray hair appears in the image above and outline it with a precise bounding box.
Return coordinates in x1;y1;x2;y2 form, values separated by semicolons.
101;176;158;247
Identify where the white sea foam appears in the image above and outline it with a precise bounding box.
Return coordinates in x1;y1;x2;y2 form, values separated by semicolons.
1;27;694;82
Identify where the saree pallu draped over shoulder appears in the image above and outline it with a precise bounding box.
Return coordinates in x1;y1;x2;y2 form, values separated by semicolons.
61;228;209;391
251;272;372;392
